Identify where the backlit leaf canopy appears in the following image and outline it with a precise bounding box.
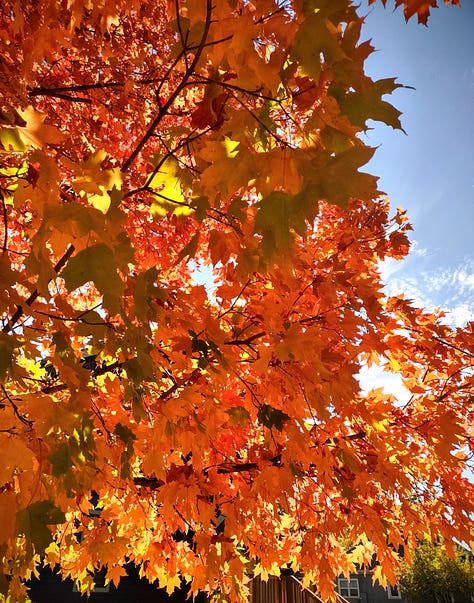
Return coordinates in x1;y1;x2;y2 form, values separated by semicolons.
0;0;471;601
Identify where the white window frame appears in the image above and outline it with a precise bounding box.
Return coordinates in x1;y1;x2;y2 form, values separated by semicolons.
387;583;402;599
337;577;360;598
73;583;110;593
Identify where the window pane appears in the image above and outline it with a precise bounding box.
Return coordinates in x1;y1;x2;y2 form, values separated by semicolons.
349;579;359;596
388;583;401;599
338;578;349;596
338;578;359;598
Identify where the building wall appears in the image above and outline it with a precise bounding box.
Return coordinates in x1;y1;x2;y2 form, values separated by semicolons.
353;573;402;603
28;565;206;603
28;566;473;603
339;572;473;603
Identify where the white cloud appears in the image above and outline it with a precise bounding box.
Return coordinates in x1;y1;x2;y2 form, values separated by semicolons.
357;364;411;407
358;253;474;400
447;303;474;328
454;267;474;289
379;250;474;328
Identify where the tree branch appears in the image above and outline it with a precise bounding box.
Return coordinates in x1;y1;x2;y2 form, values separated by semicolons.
2;244;75;334
121;0;213;173
28;91;92;103
29;81;123;96
1;385;33;427
1;190;8;254
224;332;265;347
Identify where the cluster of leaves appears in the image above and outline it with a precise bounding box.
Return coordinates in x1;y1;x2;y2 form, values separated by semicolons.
370;0;460;24
398;542;474;603
0;0;471;601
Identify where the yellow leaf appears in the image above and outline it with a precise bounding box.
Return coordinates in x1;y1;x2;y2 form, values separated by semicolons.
149;157;191;216
388;357;401;372
88;192;111;214
66;150;122;210
164;573;181;595
18;106;65;148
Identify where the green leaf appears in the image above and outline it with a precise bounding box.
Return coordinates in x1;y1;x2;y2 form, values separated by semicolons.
176;232;200;264
114;421;136;480
61;243;125;315
338;77;408;131
254;191;309;260
0;545;8;594
257;404;291;432
133;267;161;321
256;101;278;148
298;145;379;207
0;333;21;383
319;145;379;205
49;443;73;477
120;451;132;479
289;461;305;479
226;406;250;428
125;384;147;423
52;330;70;358
114;423;136;445
291;9;346;79
342;484;356;501
15;501;65;555
192;337;209;356
0;571;8;596
169;15;189;34
123;352;155;382
227;197;247;223
190;196;209;223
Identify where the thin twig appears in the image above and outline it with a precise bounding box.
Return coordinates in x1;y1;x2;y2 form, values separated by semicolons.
224;331;265;347
32;308;115;326
121;0;213;172
29;81;123;95
2;244;75;333
217;280;252;320
1;191;7;253
1;385;33;427
28;91;92;103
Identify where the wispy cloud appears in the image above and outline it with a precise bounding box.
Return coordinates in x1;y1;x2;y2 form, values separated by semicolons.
380;247;474;328
358;249;474;401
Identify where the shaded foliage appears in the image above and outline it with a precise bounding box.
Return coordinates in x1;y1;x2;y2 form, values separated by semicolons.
399;542;474;603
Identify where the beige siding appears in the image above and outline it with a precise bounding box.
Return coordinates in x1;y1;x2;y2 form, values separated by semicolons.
250;575;349;603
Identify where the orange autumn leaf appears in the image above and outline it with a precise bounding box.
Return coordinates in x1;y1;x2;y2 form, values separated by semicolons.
0;0;471;602
370;0;461;25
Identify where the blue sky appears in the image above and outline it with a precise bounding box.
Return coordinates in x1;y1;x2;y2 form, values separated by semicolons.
362;2;474;327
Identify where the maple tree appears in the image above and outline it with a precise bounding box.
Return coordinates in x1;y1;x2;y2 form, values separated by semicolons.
0;0;471;601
